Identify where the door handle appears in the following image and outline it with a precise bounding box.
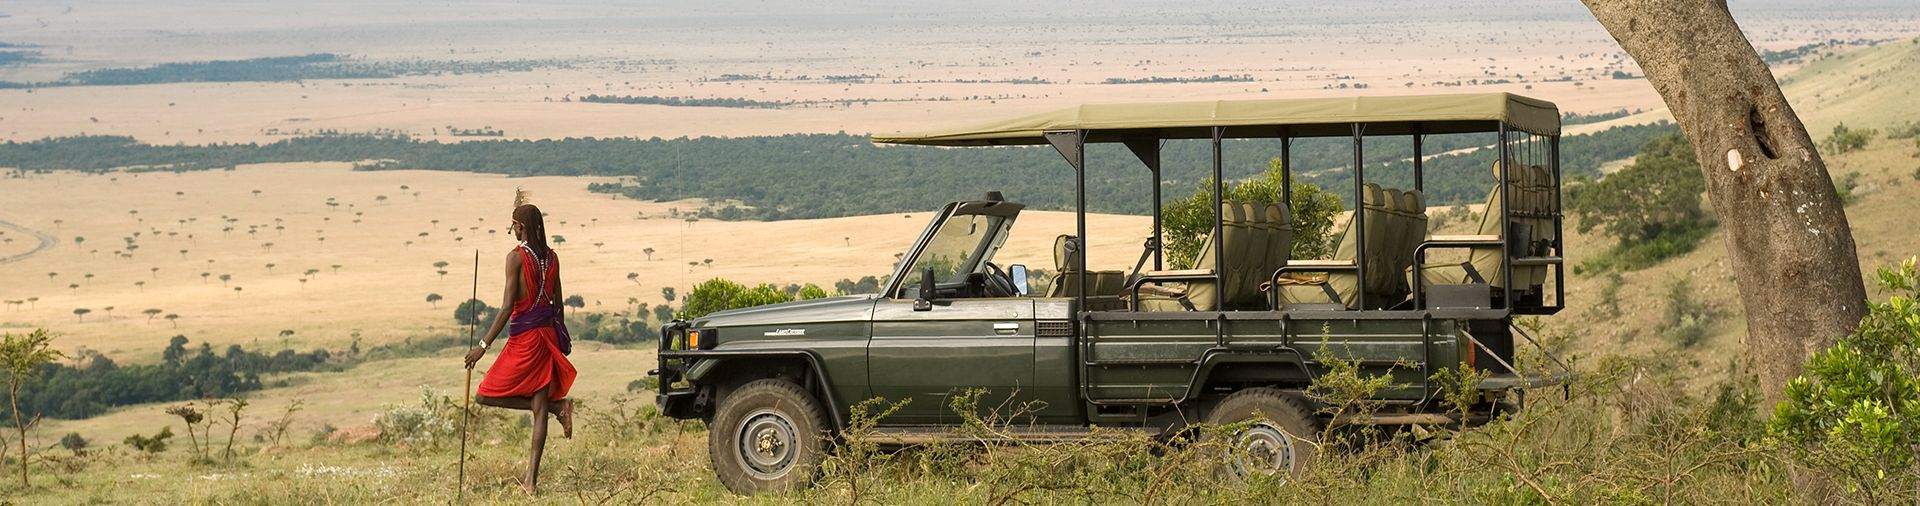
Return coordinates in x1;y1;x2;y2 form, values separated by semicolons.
993;322;1020;333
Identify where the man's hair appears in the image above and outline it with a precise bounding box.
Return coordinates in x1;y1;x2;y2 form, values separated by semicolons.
514;204;551;259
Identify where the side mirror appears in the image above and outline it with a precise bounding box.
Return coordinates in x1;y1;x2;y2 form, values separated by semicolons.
1008;264;1030;296
913;266;935;311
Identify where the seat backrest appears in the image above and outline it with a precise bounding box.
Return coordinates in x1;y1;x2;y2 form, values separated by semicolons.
1257;202;1293;304
1463;162;1519;288
1393;189;1427;297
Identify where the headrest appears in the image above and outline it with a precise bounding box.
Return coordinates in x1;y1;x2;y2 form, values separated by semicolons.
1264;203;1289;230
1362;183;1386;208
1053;234;1081;271
1399;189;1423;215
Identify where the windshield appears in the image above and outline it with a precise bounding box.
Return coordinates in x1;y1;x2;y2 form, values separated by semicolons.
898;213;1009;297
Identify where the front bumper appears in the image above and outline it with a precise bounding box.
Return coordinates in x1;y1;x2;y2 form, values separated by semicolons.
653;320;703;419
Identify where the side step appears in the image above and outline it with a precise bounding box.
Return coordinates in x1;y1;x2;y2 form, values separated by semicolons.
1477;371;1572;391
866;425;1158;445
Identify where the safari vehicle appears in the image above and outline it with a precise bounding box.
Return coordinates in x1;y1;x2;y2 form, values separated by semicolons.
654;93;1575;494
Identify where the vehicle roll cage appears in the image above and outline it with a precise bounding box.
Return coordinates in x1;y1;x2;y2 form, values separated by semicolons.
874;94;1566;317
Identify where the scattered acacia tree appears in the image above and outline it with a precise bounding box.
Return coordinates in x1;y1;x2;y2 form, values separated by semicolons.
164;313;179;327
627;272;640;285
72;308;90;323
1;329;65;487
643;247;656;261
220;398;248;463
564;295;586;309
425;293;443;308
1581;0;1868;404
454;299;496;326
661;287;676;303
165;403;212;462
1163;158;1343;268
143;308;162;322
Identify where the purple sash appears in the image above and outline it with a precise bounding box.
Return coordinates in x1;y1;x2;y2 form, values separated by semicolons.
510;302;571;355
511;244;571;355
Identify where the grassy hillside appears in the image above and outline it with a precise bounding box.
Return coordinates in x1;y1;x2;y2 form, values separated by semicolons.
7;34;1920;505
1540;38;1920;390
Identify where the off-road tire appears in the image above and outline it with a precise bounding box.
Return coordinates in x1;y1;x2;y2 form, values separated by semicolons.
1203;387;1321;479
709;378;829;494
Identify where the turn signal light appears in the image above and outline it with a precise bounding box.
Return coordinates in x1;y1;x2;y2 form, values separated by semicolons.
686;329;702;350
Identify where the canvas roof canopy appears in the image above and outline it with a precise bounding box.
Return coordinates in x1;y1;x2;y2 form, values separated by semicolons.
871;93;1560;146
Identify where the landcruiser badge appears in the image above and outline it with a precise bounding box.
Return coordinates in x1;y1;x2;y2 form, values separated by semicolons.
764;328;805;337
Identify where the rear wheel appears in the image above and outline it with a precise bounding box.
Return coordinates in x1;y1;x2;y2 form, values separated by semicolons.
709;378;828;494
1203;387;1321;479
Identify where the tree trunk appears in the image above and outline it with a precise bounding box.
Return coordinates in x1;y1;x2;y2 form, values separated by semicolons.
1579;0;1867;405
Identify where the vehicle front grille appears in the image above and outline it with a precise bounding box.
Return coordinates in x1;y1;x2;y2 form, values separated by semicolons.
1035;320;1075;338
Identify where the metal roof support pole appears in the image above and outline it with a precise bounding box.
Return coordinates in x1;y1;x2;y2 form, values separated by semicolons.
1352;123;1367;311
1497;123;1512;310
1412;125;1424;193
1280;127;1292;214
1124;139;1164;270
1211;127;1226;305
1045;130;1089;312
1551;134;1565;309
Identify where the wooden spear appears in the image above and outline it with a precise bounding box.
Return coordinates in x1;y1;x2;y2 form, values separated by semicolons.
460;249;478;499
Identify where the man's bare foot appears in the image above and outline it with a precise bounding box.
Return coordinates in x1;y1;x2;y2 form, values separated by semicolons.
555;399;574;439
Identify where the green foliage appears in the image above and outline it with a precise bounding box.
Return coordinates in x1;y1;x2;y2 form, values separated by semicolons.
18;335;337;421
1820;122;1876;155
59;432;88;452
4;53;571;87
0;123;1675;221
1163;158;1343;268
1771;257;1920;499
374;386;508;447
1885;121;1920;140
833;276;883;295
121;426;172;455
679;278;830;319
1833;171;1861;205
452;298;495;326
1569;133;1715;272
1658;275;1717;348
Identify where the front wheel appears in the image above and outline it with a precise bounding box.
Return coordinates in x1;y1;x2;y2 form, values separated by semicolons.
709;378;829;494
1203;387;1321;479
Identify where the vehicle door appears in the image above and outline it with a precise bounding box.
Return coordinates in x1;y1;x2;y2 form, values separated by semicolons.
868;201;1040;424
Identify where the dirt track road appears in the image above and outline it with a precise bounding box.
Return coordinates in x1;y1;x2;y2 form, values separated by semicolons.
0;218;54;265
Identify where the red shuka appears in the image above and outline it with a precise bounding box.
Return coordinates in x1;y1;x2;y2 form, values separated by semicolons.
477;246;577;400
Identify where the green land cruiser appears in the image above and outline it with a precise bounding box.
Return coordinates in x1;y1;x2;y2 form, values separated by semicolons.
655;93;1574;494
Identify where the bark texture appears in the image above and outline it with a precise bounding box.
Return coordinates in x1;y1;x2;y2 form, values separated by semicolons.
1581;0;1867;405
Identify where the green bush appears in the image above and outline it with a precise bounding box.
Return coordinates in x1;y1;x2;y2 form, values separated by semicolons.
1771;256;1920;499
1569;133;1715;273
1658;275;1716;348
1833;171;1861;205
1820;122;1876;155
1163;157;1343;268
679;278;828;319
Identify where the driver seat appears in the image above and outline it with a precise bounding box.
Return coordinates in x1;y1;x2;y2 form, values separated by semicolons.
1046;235;1125;300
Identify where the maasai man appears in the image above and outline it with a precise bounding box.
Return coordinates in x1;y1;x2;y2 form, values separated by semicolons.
464;190;577;494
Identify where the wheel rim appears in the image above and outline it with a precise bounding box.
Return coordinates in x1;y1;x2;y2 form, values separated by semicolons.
735;408;799;480
1233;421;1297;477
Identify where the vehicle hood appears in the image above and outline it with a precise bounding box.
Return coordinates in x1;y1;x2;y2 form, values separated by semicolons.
692;295;877;328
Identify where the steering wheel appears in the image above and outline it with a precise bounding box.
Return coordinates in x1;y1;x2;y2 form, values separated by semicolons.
981;262;1018;297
